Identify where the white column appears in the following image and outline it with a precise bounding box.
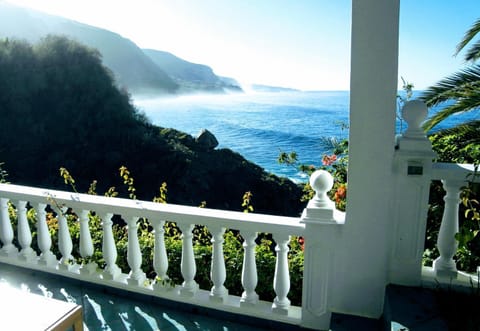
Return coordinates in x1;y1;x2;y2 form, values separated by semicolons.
337;0;400;317
0;198;17;256
126;216;146;286
55;206;73;269
240;231;259;307
433;180;463;278
78;209;97;275
36;203;56;266
209;225;228;302
17;200;36;262
101;212;121;280
272;234;291;315
179;223;199;296
153;220;169;285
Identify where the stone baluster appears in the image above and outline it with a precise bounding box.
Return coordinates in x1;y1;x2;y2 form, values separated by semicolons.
101;212;121;280
78;209;97;275
153;220;169;288
36;203;56;266
179;223;199;296
16;200;36;262
272;233;291;315
55;206;73;269
126;216;146;286
209;225;228;302
240;230;259;307
433;179;464;278
0;198;17;256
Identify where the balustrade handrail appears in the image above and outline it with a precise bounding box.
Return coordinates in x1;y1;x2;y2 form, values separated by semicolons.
0;183;304;235
431;162;479;182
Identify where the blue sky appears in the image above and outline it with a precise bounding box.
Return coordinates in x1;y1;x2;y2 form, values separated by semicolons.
5;0;480;91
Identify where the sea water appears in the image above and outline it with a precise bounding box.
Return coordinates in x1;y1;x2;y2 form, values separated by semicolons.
134;91;476;182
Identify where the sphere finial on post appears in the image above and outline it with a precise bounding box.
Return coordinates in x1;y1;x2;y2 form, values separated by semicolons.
301;170;339;223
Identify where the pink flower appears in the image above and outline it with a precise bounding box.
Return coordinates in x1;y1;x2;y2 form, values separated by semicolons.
322;154;337;166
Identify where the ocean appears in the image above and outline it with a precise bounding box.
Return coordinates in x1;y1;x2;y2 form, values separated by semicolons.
133;91;476;183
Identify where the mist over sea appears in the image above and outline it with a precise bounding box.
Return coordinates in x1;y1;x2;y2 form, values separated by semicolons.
134;91;476;182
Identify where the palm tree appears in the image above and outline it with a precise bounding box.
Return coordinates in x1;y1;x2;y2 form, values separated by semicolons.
421;18;480;132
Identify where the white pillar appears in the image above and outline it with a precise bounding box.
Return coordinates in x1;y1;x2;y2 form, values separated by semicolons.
153;220;169;283
336;0;400;317
389;101;436;285
78;209;98;275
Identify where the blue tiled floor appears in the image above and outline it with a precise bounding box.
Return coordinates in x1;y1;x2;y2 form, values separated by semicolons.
0;263;273;331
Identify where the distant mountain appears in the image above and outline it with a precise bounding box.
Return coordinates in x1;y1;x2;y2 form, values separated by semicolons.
0;3;242;95
142;49;242;93
250;84;300;93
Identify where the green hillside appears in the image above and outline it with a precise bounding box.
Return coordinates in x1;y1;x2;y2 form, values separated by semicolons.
0;36;303;216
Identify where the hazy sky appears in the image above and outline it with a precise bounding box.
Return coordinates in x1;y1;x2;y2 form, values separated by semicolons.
4;0;480;91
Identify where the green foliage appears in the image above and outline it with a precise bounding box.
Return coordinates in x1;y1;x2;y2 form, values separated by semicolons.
0;162;8;183
278;125;349;211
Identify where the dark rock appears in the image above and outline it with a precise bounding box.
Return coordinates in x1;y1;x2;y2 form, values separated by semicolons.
196;129;219;151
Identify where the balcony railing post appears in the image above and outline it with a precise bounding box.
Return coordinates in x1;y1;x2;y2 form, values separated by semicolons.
209;225;228;302
433;179;464;278
55;206;73;270
126;216;146;286
179;223;199;296
17;200;37;262
390;100;436;285
101;212;121;280
240;230;259;307
77;209;98;275
272;233;291;315
0;198;17;257
300;170;344;330
153;220;169;288
35;203;56;266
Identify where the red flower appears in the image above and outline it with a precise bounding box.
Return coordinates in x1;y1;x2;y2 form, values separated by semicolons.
322;154;337;166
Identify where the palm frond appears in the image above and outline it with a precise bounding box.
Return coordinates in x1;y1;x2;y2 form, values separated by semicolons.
422;94;480;131
420;64;480;107
432;120;480;145
465;40;480;62
455;18;480;60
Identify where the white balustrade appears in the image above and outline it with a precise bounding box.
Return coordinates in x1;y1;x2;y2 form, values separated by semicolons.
209;225;228;302
0;183;314;328
179;223;199;296
0;198;17;256
35;203;56;266
272;234;291;315
126;216;146;286
101;212;121;280
240;230;259;307
16;200;36;261
153;220;169;289
55;206;73;269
